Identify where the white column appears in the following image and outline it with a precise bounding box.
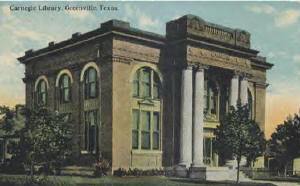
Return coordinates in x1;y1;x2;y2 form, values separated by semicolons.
192;68;204;167
179;66;193;167
240;77;248;105
230;74;239;107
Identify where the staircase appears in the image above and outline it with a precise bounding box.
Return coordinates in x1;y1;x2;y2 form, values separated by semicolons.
225;157;252;181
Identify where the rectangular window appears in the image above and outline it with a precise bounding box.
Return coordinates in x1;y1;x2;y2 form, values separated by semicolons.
64;88;70;102
153;75;160;99
133;73;139;97
90;82;96;98
132;110;139;149
153;112;160;149
141;111;150;149
153;85;159;99
84;110;98;153
204;138;212;165
141;69;151;98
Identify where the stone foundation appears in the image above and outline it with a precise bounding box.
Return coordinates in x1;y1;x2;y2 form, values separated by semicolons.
205;167;230;181
173;165;188;177
171;166;230;181
189;166;206;180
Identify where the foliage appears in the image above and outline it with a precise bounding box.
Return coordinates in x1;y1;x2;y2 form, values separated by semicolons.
246;123;266;167
0;174;69;186
0;105;26;174
113;168;165;177
0;106;15;133
14;107;73;176
94;158;111;177
214;103;266;183
268;114;300;176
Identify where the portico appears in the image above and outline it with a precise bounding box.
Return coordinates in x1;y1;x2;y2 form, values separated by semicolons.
178;65;250;169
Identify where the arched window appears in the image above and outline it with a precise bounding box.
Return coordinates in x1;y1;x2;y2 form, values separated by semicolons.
204;80;219;120
84;67;98;99
131;67;162;151
132;67;161;99
36;80;47;105
59;74;71;103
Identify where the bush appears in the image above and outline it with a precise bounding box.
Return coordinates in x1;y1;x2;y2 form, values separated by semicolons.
113;168;165;177
0;175;62;186
94;158;111;177
0;159;26;175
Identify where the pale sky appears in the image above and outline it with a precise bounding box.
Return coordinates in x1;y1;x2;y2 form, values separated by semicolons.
0;1;300;138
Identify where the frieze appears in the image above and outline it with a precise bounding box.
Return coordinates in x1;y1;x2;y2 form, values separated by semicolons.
188;23;235;45
187;46;251;72
112;46;160;63
111;55;133;64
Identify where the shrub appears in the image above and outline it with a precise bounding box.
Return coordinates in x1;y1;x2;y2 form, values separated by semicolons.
94;158;111;177
0;159;26;175
113;168;165;177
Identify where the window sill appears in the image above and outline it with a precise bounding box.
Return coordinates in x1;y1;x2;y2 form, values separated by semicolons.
131;149;162;154
80;150;97;155
81;150;89;154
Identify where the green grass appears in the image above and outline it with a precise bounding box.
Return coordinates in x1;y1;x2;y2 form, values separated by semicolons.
253;176;300;183
0;174;276;186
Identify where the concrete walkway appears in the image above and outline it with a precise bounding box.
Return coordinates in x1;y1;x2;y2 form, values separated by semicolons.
225;170;300;186
250;180;299;186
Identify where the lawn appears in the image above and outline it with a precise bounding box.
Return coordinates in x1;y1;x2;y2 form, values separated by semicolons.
0;174;276;186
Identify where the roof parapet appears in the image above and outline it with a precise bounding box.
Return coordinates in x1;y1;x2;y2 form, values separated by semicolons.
100;19;130;31
166;14;251;49
72;32;81;39
48;41;55;47
25;49;34;56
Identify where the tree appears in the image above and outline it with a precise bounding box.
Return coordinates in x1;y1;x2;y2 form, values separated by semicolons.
246;123;266;167
214;103;266;183
0;106;15;133
269;114;300;177
0;105;25;162
16;107;73;178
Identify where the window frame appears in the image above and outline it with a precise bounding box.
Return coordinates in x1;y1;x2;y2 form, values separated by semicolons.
204;79;219;120
203;137;213;166
84;110;99;154
36;80;47;106
131;109;161;151
59;74;72;104
132;67;161;100
132;109;139;149
84;67;98;100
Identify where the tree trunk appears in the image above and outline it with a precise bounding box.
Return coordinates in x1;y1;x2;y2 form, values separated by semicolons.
236;159;241;184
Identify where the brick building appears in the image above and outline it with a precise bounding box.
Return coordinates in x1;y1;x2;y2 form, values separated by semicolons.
18;15;273;176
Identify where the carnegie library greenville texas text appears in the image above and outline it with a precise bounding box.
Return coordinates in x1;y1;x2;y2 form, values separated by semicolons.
9;4;118;12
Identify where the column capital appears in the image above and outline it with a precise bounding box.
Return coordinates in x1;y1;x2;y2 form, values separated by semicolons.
232;70;252;79
240;72;252;80
185;65;194;70
255;82;269;88
195;64;209;72
232;70;241;78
